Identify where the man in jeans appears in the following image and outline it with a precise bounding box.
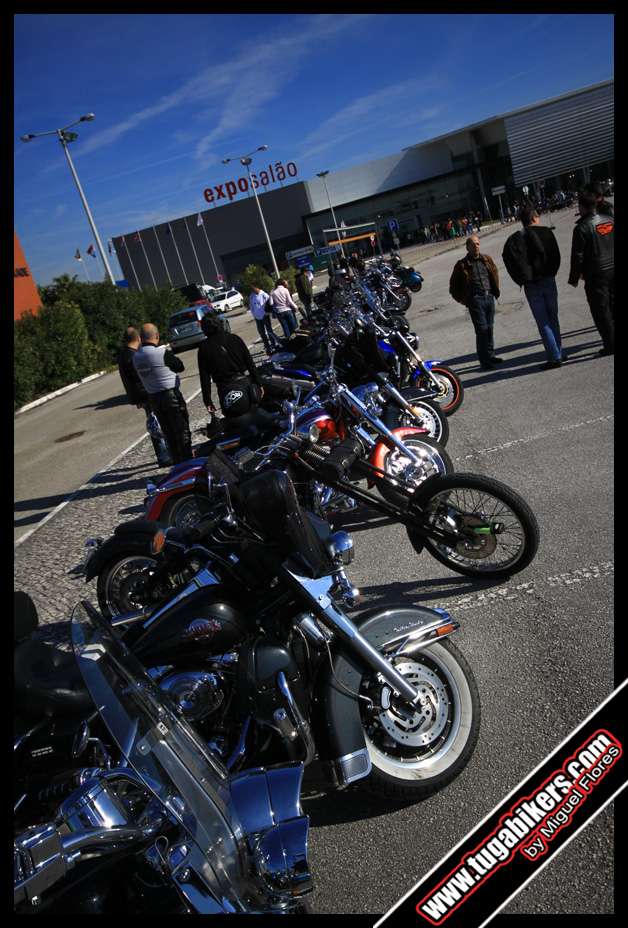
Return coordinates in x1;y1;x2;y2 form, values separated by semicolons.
502;206;564;369
449;235;503;370
248;285;280;354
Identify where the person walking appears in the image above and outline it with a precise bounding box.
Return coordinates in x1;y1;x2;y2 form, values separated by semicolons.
581;182;614;218
249;285;280;354
270;278;299;339
197;313;275;435
295;265;313;320
449;235;503;370
568;190;614;356
118;327;172;466
502;206;564;369
133;323;192;464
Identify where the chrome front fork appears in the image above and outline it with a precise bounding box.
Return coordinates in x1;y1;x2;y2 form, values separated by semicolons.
286;571;420;705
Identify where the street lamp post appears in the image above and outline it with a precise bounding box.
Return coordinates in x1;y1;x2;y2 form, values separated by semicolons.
222;146;279;279
20;114;116;285
317;170;346;259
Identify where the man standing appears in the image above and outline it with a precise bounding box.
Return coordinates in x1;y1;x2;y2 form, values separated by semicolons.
295;265;313;320
118;327;172;465
502;206;564;369
582;182;614;218
449;235;503;370
133;323;192;464
249;285;280;354
568;191;614;356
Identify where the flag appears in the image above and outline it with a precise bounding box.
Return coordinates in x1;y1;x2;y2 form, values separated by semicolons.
121;236;126;247
86;244;96;258
107;240;114;255
74;249;82;261
196;213;204;226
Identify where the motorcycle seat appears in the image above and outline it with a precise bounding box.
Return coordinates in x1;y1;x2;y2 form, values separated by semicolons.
14;627;91;718
114;518;162;536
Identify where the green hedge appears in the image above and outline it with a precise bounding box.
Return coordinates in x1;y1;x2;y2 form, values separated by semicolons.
14;276;186;410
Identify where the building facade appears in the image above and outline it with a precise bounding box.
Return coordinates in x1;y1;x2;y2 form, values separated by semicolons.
14;231;42;320
113;79;613;291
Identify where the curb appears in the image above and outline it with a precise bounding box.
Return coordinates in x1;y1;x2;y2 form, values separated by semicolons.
15;369;110;416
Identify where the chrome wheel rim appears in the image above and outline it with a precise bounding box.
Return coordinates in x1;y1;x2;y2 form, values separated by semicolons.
361;645;470;778
432;373;455;406
104;555;157;616
426;487;526;571
401;405;441;441
384;440;447;491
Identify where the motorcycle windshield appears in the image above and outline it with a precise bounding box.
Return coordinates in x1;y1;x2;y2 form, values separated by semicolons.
71;600;245;905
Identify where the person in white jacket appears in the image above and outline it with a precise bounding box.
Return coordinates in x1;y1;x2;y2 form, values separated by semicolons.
270;279;299;339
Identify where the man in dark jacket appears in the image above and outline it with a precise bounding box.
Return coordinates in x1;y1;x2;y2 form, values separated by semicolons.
582;182;614;218
294;266;313;320
568;191;614;356
449;236;503;370
197;314;275;434
117;327;171;465
133;324;192;464
502;207;564;369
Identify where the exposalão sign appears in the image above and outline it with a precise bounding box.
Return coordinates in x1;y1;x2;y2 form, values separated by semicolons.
203;161;298;204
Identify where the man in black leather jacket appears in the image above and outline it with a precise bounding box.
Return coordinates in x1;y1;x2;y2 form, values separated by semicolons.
568;191;614;356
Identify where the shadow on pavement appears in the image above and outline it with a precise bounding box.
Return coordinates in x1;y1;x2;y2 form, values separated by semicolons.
357;574;503;610
455;345;602;388
442;327;599;369
303;786;412;826
75;394;129;411
14;475;154;528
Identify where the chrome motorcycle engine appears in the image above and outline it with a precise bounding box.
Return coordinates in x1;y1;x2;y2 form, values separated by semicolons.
158;671;225;722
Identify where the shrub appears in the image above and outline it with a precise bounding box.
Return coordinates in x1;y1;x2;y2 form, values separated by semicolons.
239;264;274;298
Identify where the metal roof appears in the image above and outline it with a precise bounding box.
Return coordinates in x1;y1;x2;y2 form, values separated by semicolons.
402;79;614;152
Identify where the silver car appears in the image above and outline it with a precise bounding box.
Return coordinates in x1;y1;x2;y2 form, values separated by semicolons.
168;303;230;352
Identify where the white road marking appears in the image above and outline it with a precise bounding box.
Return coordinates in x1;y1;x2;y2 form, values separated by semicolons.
14;387;202;548
432;562;614;614
454;415;613;462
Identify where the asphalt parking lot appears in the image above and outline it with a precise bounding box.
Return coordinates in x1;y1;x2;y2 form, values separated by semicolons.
14;205;614;915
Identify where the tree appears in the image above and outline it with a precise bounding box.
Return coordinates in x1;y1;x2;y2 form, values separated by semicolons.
240;264;274;298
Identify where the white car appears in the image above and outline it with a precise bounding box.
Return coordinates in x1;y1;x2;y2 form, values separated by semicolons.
208;288;244;311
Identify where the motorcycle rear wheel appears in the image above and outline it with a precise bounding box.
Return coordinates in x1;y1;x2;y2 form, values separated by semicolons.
360;638;480;802
97;551;159;618
407;472;540;578
376;436;453;507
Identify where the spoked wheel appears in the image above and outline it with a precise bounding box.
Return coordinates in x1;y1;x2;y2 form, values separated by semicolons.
424;366;464;416
360;638;480;802
397;398;449;447
160;493;213;531
376;436;453;507
407;473;540;578
97;553;159;618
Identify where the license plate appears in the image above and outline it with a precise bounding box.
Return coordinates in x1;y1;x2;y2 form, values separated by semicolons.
178;324;199;335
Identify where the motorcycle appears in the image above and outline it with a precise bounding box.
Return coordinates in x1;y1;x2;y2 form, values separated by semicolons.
86;401;538;620
80;465;481;804
381;256;424;292
13;591;313;914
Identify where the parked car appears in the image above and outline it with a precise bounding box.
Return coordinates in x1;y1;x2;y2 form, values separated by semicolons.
168;302;230;352
207;287;244;312
173;283;220;303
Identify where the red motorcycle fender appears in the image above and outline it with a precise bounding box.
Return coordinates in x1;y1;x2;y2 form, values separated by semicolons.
368;427;429;483
146;466;204;520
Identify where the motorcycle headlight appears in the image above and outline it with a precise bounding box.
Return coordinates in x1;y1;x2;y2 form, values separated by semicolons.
308;424;321;443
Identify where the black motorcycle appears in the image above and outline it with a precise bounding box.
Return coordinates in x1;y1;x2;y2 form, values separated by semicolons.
82;466;481;804
13;591;313;914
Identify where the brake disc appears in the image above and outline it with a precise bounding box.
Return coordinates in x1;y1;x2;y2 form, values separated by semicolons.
455;514;497;558
377;661;449;748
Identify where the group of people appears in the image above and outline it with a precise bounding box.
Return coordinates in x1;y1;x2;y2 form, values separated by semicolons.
248;266;314;354
449;183;614;371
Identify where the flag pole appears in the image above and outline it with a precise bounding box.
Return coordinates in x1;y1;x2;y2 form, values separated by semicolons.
168;222;187;282
137;231;157;289
184;216;204;283
198;213;220;282
152;226;172;286
122;237;142;291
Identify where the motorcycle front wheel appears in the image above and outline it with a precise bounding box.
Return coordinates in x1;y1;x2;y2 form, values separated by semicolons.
407;472;540;578
397;397;449;448
422;366;464;416
360;638;480;802
392;289;412;313
376;436;453;506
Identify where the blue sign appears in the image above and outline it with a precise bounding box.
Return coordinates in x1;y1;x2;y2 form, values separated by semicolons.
295;255;314;268
387;219;399;233
116;279;129;288
315;245;340;256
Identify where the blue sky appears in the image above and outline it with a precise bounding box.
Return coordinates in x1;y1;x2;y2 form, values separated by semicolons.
14;12;613;285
